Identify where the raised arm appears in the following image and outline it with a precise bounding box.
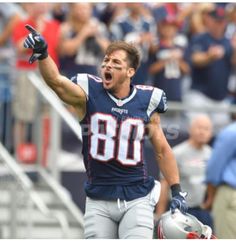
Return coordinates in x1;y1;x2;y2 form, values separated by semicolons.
24;24;87;119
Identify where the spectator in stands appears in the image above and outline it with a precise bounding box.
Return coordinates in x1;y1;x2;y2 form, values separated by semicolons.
204;119;236;238
186;4;236;130
94;3;126;30
12;3;60;159
0;3;22;46
225;4;236;104
0;3;23;150
156;114;213;229
109;3;156;85
184;3;215;38
225;4;236;40
58;3;110;78
51;3;68;23
149;15;190;102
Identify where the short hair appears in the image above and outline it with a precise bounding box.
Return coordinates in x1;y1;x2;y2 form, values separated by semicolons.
105;41;141;71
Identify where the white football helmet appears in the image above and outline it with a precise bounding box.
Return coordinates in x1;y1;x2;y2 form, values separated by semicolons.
156;210;216;239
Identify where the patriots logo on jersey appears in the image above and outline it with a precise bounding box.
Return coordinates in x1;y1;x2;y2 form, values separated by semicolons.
111;107;128;115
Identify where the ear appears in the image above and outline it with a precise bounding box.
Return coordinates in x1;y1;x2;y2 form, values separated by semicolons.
127;68;135;79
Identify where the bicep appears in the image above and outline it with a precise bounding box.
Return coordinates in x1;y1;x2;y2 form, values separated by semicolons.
53;75;87;107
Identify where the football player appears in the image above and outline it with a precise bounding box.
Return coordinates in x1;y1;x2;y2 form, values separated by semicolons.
24;24;188;239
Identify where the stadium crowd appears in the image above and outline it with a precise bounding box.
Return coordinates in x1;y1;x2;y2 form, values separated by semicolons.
1;2;236;238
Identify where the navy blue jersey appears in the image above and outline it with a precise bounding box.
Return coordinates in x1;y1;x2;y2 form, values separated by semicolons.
71;73;167;201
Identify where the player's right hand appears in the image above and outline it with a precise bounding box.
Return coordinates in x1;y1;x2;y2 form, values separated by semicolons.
24;24;48;64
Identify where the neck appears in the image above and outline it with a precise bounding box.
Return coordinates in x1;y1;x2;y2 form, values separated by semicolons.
110;82;131;99
209;30;224;39
130;12;140;21
188;139;203;150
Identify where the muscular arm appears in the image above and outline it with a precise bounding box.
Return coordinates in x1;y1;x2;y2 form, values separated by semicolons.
38;56;87;120
147;112;180;186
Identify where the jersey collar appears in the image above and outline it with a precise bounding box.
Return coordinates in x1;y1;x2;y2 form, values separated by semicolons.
106;85;137;107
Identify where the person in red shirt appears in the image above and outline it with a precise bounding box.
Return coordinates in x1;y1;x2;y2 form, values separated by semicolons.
12;3;61;160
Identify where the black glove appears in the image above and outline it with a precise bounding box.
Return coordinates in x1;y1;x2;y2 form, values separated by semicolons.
23;24;48;64
170;184;188;214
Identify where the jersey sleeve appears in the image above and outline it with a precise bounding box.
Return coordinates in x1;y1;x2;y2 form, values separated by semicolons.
70;73;103;101
146;88;168;117
70;73;89;99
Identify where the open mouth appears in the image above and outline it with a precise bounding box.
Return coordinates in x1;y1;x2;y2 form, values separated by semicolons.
104;72;112;81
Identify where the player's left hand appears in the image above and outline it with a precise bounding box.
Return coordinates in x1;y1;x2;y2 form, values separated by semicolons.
170;184;188;214
170;191;188;214
23;24;48;64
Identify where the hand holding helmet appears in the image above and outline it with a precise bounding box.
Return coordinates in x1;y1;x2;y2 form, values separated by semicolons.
170;184;188;214
155;210;216;239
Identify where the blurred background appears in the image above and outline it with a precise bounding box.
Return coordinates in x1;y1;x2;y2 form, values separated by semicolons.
0;2;236;238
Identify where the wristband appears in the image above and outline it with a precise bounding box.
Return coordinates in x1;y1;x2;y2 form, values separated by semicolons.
38;51;48;60
170;183;182;197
